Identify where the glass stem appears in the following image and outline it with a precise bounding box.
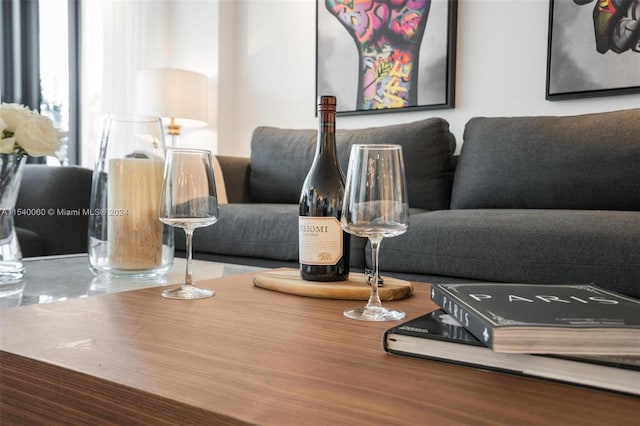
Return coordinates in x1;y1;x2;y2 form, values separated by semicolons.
184;227;195;287
366;236;383;310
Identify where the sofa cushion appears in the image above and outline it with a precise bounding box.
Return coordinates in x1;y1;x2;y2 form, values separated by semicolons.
451;109;640;210
249;117;456;211
371;209;640;298
184;204;367;269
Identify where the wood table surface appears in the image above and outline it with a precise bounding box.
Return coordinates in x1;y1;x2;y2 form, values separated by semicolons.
1;270;638;425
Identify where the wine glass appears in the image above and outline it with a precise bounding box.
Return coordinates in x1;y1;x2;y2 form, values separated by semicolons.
159;148;219;299
341;144;409;321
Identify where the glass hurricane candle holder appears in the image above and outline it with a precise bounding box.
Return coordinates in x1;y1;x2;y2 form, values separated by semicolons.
88;115;174;277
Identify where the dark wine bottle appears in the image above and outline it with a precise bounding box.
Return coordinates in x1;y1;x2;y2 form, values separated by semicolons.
299;95;350;281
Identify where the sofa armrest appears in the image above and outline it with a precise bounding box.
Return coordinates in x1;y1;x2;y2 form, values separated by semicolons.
15;164;92;256
215;155;251;203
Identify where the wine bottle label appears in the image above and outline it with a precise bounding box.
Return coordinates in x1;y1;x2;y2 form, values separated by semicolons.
299;216;343;265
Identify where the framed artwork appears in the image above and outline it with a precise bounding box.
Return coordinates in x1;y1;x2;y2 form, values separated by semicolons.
316;0;457;116
546;0;640;100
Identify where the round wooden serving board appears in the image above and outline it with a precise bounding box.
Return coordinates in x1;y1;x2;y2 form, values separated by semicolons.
253;268;413;301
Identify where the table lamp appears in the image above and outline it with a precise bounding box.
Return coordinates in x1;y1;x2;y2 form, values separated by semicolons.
135;68;208;147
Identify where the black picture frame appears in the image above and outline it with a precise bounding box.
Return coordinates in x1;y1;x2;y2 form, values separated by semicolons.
546;0;640;100
316;0;457;116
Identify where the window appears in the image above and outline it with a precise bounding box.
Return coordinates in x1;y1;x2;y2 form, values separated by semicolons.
39;0;70;165
1;0;79;165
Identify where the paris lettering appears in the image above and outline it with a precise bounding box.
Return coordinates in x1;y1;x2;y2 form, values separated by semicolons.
468;294;619;305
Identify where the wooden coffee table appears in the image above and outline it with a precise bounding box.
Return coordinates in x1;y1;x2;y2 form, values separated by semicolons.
1;269;637;425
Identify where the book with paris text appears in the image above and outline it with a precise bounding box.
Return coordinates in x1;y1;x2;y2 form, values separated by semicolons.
383;309;640;395
430;283;640;355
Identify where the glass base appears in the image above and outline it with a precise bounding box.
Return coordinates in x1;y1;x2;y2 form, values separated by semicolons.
0;278;25;301
343;305;405;322
0;261;25;283
162;284;214;300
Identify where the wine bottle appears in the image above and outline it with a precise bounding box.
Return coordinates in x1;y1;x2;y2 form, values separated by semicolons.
299;95;350;281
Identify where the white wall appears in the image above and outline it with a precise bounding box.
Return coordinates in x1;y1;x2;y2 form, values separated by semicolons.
87;0;637;163
166;0;220;152
218;0;639;157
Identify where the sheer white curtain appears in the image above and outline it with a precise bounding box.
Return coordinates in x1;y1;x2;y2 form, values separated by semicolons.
80;0;168;168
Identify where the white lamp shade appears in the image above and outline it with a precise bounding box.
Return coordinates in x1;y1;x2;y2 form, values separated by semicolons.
135;68;209;127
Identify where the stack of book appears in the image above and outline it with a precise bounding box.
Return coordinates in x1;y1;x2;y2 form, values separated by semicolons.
383;283;640;395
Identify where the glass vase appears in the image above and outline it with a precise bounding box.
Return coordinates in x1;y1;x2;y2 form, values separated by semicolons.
0;153;27;284
88;115;174;277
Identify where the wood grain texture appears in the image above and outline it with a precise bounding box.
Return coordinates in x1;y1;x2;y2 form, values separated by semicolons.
253;268;413;300
1;271;638;425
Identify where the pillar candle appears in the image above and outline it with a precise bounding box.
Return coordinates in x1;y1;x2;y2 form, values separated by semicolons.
107;158;164;270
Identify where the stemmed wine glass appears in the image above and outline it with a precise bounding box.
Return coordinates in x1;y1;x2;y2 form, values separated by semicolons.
341;144;409;321
159;148;219;299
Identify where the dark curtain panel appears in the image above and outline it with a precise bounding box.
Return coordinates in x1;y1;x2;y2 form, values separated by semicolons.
67;0;80;165
1;0;40;110
1;0;15;101
2;0;43;163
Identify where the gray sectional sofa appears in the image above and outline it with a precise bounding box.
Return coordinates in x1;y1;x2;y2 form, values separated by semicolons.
15;109;639;298
180;108;640;298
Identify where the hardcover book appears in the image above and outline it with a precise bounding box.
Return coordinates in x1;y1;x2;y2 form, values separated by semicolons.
383;310;640;395
430;283;640;355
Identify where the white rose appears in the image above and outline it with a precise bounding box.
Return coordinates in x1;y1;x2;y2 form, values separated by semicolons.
0;104;30;132
0;137;16;154
13;113;62;157
0;118;16;154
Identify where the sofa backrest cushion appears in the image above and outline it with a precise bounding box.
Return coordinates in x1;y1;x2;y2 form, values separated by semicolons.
450;108;640;211
249;117;457;211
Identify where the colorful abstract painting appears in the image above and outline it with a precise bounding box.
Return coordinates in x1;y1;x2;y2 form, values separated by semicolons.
546;0;640;99
317;0;457;115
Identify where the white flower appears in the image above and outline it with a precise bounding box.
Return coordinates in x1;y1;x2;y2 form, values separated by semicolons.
13;113;63;156
0;103;63;157
0;118;16;154
0;104;30;131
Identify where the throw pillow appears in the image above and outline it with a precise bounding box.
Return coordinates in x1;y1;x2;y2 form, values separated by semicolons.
249;117;457;211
